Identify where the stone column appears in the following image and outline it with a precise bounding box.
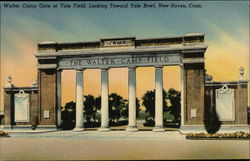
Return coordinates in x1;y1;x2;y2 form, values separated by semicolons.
180;64;185;127
126;67;138;132
98;68;111;131
153;66;165;132
73;69;85;131
56;69;62;129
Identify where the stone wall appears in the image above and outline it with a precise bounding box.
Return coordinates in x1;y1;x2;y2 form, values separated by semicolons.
3;87;38;127
205;81;249;125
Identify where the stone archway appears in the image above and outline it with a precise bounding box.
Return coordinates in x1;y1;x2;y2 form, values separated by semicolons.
35;34;207;132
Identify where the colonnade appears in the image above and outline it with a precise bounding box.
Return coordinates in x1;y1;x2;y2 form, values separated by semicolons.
56;66;184;132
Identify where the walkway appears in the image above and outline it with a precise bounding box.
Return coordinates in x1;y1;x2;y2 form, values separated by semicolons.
1;131;249;160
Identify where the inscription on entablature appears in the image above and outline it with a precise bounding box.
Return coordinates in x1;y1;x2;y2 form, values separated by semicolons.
103;39;133;47
58;54;181;69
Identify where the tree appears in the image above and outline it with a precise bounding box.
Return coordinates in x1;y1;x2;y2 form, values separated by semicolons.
95;96;101;111
167;88;181;124
121;98;141;118
84;95;97;122
142;90;154;120
204;105;221;134
109;93;126;122
95;96;101;122
142;89;167;121
95;94;127;123
61;101;76;130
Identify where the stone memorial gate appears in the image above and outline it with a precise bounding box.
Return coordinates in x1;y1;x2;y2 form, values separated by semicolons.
3;33;249;133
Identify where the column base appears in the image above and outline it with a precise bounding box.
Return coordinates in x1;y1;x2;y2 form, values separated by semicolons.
3;125;57;133
36;125;57;131
179;125;206;134
179;125;250;134
73;127;85;132
56;124;62;130
57;127;63;130
3;125;32;131
153;126;165;132
98;126;111;132
126;126;138;132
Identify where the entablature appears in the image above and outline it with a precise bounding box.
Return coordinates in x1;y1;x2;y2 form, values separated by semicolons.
35;34;208;69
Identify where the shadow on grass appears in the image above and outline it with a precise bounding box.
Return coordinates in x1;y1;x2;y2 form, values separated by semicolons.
84;120;129;128
143;121;180;129
109;120;128;127
61;120;180;131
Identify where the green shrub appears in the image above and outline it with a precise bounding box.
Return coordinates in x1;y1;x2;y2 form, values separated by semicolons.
204;105;221;134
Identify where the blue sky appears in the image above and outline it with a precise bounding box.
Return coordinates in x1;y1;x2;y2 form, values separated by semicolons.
0;1;249;107
1;1;249;42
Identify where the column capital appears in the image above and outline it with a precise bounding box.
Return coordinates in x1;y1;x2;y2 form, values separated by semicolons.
100;67;109;71
155;66;163;69
128;66;137;70
56;68;62;72
75;68;85;71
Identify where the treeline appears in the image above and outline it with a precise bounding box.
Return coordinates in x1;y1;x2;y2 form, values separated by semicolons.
61;88;180;130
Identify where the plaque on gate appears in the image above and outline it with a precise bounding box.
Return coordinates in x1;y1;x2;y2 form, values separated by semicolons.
44;110;50;119
215;85;235;121
14;90;30;122
191;109;197;118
